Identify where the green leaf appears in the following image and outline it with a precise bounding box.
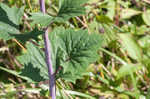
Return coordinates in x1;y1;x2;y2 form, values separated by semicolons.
139;35;150;48
10;28;44;43
0;3;24;40
30;12;53;27
117;64;143;79
136;25;150;35
0;4;44;41
142;10;150;26
19;27;102;83
55;0;87;22
18;41;84;83
120;9;141;19
50;27;103;75
117;94;130;99
106;0;115;20
0;22;20;40
138;35;150;57
118;33;142;61
57;72;83;84
101;24;117;45
18;43;48;82
96;15;113;24
88;19;99;34
50;27;103;83
0;3;24;25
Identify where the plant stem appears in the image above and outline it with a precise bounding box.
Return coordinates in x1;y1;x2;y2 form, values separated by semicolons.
39;0;56;99
39;0;45;13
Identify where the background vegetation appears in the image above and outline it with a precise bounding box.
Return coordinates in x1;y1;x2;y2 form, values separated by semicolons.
0;0;150;99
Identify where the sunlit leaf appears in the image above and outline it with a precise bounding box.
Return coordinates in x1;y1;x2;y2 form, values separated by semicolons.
118;33;142;61
117;94;130;99
142;10;150;26
120;9;141;19
106;0;115;20
139;35;150;48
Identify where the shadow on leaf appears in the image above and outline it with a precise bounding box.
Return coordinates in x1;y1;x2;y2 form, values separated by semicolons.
0;6;18;29
20;63;46;82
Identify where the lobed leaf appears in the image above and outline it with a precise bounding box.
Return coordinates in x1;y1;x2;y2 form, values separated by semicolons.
0;3;44;42
55;0;87;22
18;43;48;82
50;27;103;75
0;3;24;25
50;27;103;82
19;27;103;83
0;3;21;40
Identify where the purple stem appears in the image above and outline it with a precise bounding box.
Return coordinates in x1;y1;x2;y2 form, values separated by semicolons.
39;0;56;99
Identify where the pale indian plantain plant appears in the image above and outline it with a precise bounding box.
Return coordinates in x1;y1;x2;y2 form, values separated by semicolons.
0;0;103;99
